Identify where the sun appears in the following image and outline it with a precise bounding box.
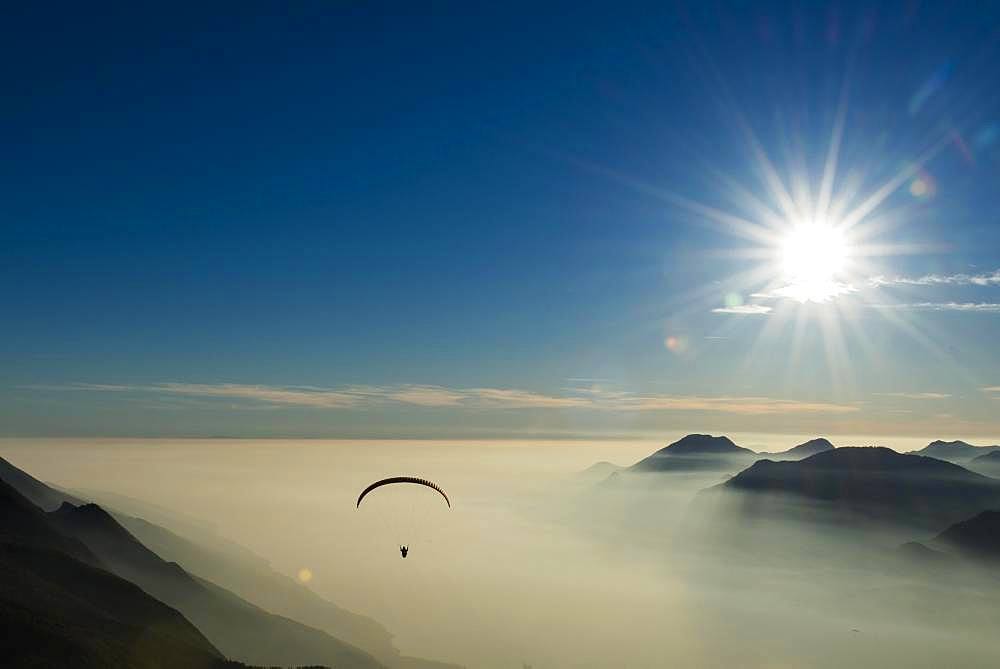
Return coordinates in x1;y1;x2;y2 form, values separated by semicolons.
781;219;847;282
778;219;851;302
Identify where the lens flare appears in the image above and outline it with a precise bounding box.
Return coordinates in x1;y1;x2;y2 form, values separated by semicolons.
664;335;687;353
909;171;936;199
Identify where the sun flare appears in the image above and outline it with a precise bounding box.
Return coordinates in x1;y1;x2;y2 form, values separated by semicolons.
778;220;851;302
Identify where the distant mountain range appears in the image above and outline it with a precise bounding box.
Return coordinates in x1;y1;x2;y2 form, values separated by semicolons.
711;447;1000;532
0;456;463;669
907;440;1000;463
617;434;836;478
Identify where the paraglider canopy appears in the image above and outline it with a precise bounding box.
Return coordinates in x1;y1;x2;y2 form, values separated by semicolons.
356;476;451;508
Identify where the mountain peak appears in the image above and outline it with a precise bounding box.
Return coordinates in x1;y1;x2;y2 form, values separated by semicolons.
659;434;748;455
776;438;834;458
928;439;971;447
629;434;757;473
52;501;117;525
579;461;623;481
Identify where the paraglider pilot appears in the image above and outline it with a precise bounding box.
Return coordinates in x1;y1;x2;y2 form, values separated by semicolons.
356;477;450;560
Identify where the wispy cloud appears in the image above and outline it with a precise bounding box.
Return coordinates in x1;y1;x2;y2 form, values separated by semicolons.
43;382;858;416
612;395;859;415
869;302;1000;312
466;388;593;409
68;382;367;408
874;392;951;400
382;385;467;407
753;282;856;303
561;385;854;414
711;304;772;315
868;269;1000;287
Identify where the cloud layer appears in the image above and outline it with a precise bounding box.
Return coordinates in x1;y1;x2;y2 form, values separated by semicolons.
53;382;858;416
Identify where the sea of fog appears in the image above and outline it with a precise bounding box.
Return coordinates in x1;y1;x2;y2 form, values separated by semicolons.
1;437;998;668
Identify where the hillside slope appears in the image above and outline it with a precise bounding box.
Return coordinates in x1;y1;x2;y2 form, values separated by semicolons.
0;480;227;669
49;502;383;669
933;510;1000;561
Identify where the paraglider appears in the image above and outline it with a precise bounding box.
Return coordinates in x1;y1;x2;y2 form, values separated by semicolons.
356;477;450;558
356;476;451;508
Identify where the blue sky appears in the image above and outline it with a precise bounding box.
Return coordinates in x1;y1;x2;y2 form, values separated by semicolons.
4;1;1000;438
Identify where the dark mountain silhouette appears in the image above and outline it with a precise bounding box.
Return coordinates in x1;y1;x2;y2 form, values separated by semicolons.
0;479;228;668
643;434;751;456
712;447;1000;532
0;456;84;511
0;476;97;566
771;438;834;460
0;457;458;669
630;434;758;473
71;486;221;538
932;510;1000;561
49;501;383;669
908;440;1000;463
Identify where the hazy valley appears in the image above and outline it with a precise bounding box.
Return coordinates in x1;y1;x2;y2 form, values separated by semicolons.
2;436;999;668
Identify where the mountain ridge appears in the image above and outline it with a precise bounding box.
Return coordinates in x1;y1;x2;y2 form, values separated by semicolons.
0;454;461;669
710;447;1000;532
908;440;1000;463
48;498;383;669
